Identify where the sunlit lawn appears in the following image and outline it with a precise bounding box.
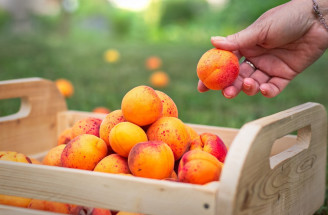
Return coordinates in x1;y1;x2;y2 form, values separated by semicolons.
1;33;327;129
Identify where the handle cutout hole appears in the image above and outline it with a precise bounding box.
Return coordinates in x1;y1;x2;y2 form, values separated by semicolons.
0;98;21;117
0;97;30;121
270;125;311;169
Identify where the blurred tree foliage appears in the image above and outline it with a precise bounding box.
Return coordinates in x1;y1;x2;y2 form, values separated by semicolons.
0;0;289;43
160;0;209;26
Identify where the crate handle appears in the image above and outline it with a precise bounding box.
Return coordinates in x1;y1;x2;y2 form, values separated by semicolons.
0;78;67;154
0;78;66;120
217;102;327;215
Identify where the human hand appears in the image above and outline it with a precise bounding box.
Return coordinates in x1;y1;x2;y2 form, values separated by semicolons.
198;0;328;98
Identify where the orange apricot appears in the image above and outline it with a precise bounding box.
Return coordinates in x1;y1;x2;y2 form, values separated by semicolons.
42;144;66;166
190;133;227;163
71;117;102;138
0;194;31;208
145;56;162;70
30;157;42;165
155;90;178;118
92;208;113;215
58;127;73;145
0;151;32;163
178;150;223;185
184;124;199;141
99;110;126;151
109;122;148;157
128;141;174;180
93;107;111;114
147;117;191;160
28;199;71;214
94;154;131;174
55;79;74;98
0;151;32;208
121;86;162;126
150;71;170;88
197;48;239;90
61;134;108;170
163;170;178;182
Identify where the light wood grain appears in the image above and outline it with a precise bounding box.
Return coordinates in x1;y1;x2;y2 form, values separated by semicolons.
217;102;327;215
0;78;67;154
0;160;219;215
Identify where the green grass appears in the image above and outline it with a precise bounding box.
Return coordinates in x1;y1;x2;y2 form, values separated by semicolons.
1;33;327;128
0;32;327;214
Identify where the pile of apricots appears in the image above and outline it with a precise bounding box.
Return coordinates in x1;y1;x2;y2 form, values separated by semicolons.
0;85;228;215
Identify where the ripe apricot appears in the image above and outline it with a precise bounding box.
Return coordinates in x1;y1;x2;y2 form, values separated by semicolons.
121;86;162;126
61;134;108;170
190;133;227;163
184;124;199;141
164;170;178;182
147;117;190;160
0;194;31;208
28;199;71;214
99;110;126;151
92;208;113;215
0;151;31;163
178;150;223;185
42;144;66;166
145;56;162;70
93;107;111;114
109;122;148;157
128;141;174;180
0;151;32;208
197;48;239;90
155;90;178;118
55;79;74;98
71;117;102;138
94;154;131;174
58;127;73;145
150;71;169;88
30;157;42;165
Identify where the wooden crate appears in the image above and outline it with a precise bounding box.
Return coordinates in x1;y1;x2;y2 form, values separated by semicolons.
0;78;327;215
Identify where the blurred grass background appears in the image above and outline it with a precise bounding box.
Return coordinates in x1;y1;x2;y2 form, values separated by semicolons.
0;0;327;213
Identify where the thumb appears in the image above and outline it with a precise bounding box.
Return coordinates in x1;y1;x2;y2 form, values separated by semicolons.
211;27;259;51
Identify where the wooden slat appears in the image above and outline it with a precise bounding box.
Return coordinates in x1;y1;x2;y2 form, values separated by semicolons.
0;161;219;215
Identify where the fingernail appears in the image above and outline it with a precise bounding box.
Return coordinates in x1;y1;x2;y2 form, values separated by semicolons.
223;91;233;99
211;36;225;41
260;86;267;95
243;83;251;90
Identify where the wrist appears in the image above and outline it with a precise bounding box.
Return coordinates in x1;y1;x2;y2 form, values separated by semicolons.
312;0;328;31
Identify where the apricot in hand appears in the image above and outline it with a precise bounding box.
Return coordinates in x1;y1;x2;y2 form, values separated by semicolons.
197;48;239;90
